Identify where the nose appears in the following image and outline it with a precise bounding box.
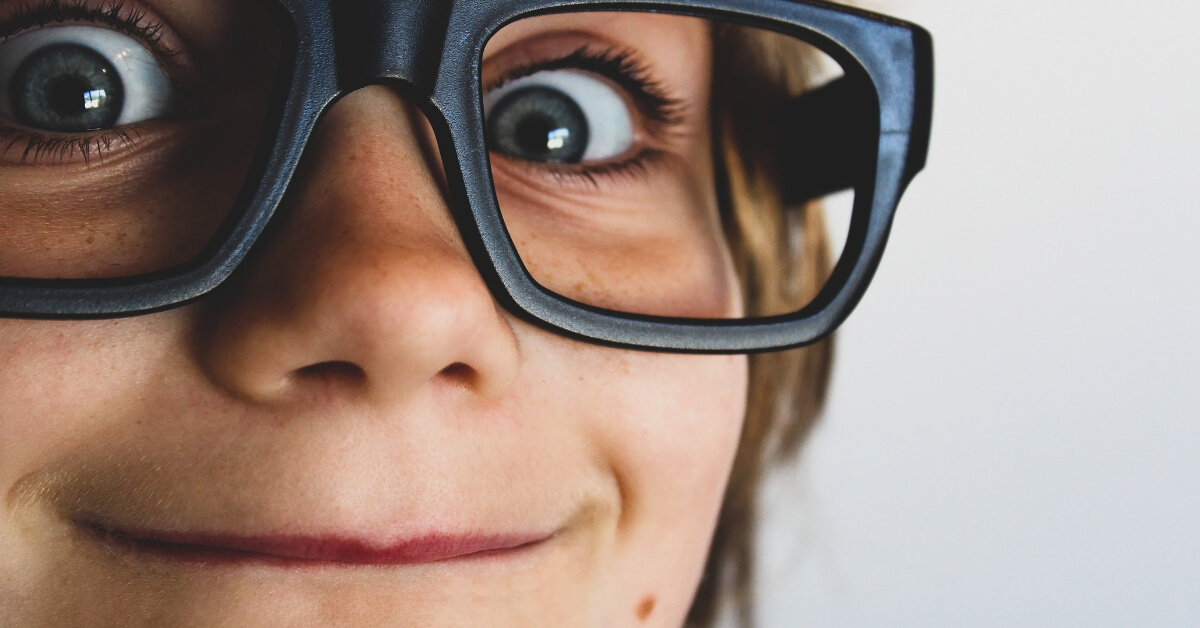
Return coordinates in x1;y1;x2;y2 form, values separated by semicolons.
195;86;520;407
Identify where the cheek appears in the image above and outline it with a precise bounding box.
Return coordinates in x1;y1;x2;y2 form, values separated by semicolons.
579;348;749;624
0;316;206;621
603;353;748;503
0;318;178;491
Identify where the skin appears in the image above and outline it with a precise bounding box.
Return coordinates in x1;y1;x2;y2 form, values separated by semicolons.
0;3;748;627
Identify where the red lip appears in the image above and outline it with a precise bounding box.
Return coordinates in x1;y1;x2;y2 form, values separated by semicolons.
78;521;551;566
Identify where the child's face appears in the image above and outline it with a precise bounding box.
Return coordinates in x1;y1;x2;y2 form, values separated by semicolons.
0;2;748;626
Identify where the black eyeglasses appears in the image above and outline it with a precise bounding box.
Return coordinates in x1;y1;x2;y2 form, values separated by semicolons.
0;0;932;353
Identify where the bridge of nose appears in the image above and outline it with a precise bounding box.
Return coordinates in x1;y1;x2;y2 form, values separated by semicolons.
330;0;453;92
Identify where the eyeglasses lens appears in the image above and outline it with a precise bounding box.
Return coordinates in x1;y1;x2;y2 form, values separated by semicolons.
484;12;872;320
0;3;875;324
0;0;282;280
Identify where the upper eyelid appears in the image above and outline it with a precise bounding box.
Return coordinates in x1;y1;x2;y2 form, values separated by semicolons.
0;0;183;62
484;47;688;131
488;46;656;94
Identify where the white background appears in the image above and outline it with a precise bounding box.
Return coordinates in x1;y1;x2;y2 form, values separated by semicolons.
755;0;1200;626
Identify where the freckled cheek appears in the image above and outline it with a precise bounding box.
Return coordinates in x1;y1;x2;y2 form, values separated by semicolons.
0;318;181;481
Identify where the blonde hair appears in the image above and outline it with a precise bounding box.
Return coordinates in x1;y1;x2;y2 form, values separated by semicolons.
687;23;836;628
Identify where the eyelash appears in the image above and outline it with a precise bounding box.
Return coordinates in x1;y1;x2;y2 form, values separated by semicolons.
0;0;173;165
488;47;687;188
0;125;148;165
0;0;175;57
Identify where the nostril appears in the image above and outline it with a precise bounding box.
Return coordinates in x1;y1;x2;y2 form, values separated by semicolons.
296;361;367;386
438;362;475;387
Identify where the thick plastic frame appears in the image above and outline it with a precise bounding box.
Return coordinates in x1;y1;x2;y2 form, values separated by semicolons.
0;0;932;353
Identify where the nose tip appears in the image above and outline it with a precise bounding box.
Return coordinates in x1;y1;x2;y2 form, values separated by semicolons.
195;84;520;408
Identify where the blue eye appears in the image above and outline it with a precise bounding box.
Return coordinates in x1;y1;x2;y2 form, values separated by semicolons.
0;25;174;133
484;69;635;165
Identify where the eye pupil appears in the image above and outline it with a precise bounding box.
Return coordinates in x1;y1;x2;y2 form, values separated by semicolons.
488;86;589;164
515;115;569;154
10;43;125;133
48;75;93;115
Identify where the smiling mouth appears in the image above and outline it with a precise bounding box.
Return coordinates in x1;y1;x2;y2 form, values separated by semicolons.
75;520;554;567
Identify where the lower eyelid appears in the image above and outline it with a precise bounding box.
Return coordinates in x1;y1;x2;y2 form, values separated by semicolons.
0;123;156;166
491;148;665;193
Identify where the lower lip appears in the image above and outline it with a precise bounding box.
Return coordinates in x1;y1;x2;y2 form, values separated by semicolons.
77;521;552;567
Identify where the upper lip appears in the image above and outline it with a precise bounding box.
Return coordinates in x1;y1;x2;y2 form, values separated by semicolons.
77;520;554;565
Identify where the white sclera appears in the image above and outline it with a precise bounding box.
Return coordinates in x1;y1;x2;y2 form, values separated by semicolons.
483;69;635;162
0;25;173;126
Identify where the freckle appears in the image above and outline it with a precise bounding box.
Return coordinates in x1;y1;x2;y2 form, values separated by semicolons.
636;596;656;621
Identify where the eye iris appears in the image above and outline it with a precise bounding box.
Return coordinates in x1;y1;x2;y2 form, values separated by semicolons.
10;43;125;133
488;86;589;164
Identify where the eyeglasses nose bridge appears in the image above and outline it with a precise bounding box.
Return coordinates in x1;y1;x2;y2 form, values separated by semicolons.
329;0;452;92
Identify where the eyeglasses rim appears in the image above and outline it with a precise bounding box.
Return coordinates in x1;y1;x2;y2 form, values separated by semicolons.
0;0;933;354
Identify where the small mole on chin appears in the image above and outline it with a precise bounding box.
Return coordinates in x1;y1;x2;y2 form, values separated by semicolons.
636;596;656;621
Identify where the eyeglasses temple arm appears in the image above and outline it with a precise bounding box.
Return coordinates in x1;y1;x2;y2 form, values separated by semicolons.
777;75;878;204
